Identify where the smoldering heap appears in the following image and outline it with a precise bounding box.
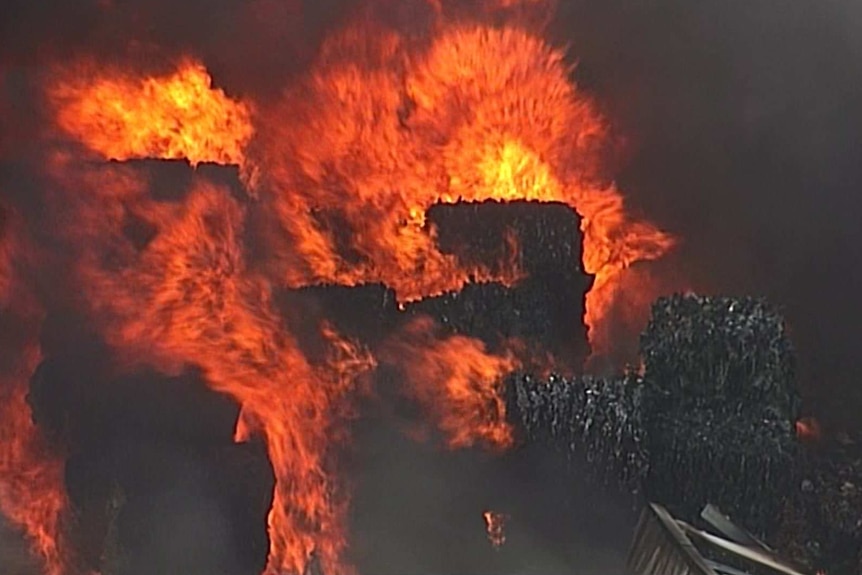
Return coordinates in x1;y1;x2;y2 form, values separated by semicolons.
509;293;862;573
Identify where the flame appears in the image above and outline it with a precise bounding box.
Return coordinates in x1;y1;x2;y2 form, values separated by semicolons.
0;369;69;575
49;59;254;166
45;157;375;575
382;317;519;450
31;2;679;573
482;510;508;549
251;22;674;352
0;212;70;575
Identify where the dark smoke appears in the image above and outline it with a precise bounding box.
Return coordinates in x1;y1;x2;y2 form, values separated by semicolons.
552;0;862;430
0;0;357;98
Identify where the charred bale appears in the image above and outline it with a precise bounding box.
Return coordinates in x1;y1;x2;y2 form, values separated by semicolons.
643;407;798;538
404;281;575;359
277;283;400;354
416;200;592;362
508;295;802;540
425;200;587;282
640;294;800;419
507;372;648;491
639;295;800;537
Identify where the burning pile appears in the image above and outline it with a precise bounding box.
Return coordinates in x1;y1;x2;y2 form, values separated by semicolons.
0;1;676;575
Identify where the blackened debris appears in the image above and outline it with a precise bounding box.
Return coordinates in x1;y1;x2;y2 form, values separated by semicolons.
640;294;800;419
776;436;862;573
508;294;801;543
507;372;648;492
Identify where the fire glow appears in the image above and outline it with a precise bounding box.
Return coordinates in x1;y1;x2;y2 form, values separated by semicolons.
483;510;508;549
0;1;676;574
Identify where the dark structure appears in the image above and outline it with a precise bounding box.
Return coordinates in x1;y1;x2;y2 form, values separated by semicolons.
509;294;862;574
416;200;592;364
282;200;593;366
29;313;274;575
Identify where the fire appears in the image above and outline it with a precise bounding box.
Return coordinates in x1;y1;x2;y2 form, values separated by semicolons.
482;510;508;548
381;317;520;450
0;212;70;575
49;59;254;166
4;1;680;574
0;375;69;575
46;161;375;575
251;22;674;352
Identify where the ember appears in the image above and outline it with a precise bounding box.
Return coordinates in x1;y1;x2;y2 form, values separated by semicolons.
796;417;822;442
483;510;508;549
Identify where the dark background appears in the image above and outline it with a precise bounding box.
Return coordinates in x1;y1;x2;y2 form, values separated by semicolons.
552;0;862;429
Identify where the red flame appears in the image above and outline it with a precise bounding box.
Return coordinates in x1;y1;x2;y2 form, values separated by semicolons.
0;2;680;574
382;317;520;450
0;211;71;575
49;59;254;167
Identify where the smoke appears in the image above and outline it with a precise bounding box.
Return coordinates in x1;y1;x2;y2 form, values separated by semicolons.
0;516;39;575
346;387;636;575
549;0;862;429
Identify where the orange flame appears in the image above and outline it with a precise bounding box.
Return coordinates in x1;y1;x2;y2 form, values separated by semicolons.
382;317;519;450
796;417;822;442
0;371;69;575
251;22;674;353
44;155;376;574
34;3;678;573
49;59;254;166
0;212;70;575
482;510;508;549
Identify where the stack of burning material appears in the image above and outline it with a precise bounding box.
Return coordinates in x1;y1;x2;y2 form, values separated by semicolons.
283;200;593;363
508;294;801;537
409;200;592;361
640;295;800;536
27;320;274;575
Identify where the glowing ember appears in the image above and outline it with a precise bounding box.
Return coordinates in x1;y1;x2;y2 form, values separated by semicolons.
49;59;254;166
796;417;822;442
483;510;508;548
